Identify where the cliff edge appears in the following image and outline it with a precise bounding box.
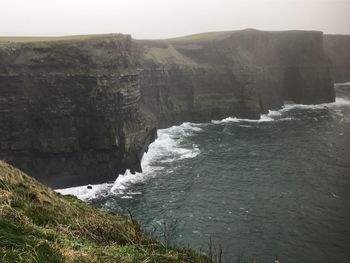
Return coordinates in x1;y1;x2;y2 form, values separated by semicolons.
0;160;211;262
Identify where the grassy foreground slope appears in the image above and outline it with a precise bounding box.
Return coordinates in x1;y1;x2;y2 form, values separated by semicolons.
0;161;211;263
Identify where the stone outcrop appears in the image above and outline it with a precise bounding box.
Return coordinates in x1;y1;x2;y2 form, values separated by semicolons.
324;34;350;83
0;30;335;187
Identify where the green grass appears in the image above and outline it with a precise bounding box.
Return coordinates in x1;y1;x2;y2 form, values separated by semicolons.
0;33;125;43
144;44;200;67
0;31;234;43
0;160;212;262
0;30;234;44
166;31;234;43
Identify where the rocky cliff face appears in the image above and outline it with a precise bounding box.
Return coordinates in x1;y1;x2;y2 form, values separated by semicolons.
0;35;156;188
0;30;335;187
324;34;350;83
139;29;334;127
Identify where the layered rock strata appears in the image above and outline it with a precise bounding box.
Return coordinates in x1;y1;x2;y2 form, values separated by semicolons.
139;30;334;127
0;30;335;187
324;34;350;83
0;35;156;188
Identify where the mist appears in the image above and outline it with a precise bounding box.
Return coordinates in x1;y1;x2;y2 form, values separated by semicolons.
0;0;349;39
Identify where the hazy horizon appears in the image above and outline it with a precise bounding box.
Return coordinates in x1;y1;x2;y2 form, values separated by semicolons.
1;0;349;39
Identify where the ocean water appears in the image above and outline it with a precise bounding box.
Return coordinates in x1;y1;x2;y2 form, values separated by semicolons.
57;84;350;263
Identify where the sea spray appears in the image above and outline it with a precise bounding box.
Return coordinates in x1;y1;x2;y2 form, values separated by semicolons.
56;122;201;199
56;94;350;201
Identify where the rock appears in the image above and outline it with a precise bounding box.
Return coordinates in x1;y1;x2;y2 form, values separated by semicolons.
139;29;335;127
0;30;335;188
0;34;157;188
324;34;350;83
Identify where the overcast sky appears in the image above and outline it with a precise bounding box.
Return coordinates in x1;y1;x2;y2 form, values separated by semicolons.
1;0;349;39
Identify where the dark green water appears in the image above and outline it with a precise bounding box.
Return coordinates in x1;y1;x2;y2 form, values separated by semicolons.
59;84;350;263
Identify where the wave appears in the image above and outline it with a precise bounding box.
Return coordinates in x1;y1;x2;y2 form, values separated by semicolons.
211;113;292;124
56;96;350;200
56;122;201;200
55;182;112;201
111;122;200;195
334;97;350;106
211;96;350;125
280;97;350;112
335;82;350;87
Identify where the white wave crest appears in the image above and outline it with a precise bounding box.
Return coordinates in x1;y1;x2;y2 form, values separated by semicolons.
335;82;350;87
281;97;350;112
55;95;350;200
180;122;203;132
211;112;292;124
55;182;112;201
110;122;200;195
55;122;201;199
334;97;350;106
211;95;350;125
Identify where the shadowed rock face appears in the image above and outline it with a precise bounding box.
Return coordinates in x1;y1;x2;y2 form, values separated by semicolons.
324;34;350;83
0;30;335;187
139;29;334;127
0;35;157;188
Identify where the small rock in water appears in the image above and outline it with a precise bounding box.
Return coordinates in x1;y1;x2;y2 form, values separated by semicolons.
87;185;92;189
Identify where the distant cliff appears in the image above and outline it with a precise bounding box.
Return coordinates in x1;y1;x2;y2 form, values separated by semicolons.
139;29;334;127
0;30;335;187
324;34;350;83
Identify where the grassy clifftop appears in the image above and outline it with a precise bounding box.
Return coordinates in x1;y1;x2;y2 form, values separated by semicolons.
0;160;211;263
0;34;125;43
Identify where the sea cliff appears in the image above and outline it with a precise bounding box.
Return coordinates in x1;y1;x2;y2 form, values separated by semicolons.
0;35;156;188
0;29;336;187
324;34;350;83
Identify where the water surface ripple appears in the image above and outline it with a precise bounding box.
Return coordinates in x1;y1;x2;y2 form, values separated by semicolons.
58;84;350;263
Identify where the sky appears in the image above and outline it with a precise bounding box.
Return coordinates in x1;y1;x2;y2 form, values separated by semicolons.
0;0;349;39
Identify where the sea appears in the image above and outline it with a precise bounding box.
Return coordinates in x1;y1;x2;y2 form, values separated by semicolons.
57;83;350;263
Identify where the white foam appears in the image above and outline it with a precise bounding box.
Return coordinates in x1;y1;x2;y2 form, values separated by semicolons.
55;182;112;201
211;117;238;124
127;191;142;195
267;110;283;117
179;147;200;159
180;122;203;132
121;195;133;199
56;94;350;200
211;95;350;125
211;116;270;124
334;97;350;106
281;97;350;112
110;122;201;195
259;114;274;122
110;169;153;194
211;113;291;124
55;122;201;200
335;82;350;87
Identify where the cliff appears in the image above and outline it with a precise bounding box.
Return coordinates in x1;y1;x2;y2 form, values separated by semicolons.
324;34;350;83
0;35;157;188
139;29;334;127
0;29;335;187
0;160;211;262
